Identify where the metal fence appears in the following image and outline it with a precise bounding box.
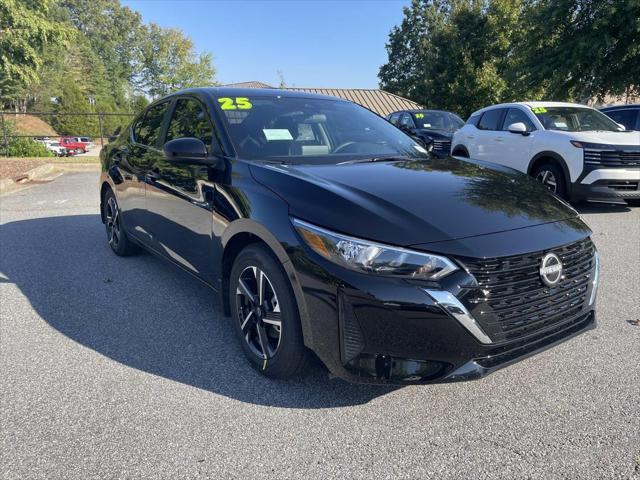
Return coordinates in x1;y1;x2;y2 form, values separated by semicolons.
0;111;136;156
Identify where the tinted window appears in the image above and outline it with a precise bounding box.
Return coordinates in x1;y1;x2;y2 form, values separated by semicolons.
388;112;401;125
216;96;428;163
166;98;215;153
400;113;415;128
604;109;638;130
502;108;536;131
477;109;504;130
134;102;170;146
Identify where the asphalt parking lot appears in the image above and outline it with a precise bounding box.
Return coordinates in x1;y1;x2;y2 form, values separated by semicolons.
1;172;639;479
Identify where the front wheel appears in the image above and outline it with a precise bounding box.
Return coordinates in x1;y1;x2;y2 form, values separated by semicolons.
103;189;140;256
230;244;307;378
533;163;567;199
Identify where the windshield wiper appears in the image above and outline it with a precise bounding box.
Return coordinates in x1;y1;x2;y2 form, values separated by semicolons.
337;155;414;165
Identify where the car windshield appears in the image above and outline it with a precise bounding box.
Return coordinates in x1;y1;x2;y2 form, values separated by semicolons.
533;106;622;132
216;95;429;163
412;111;463;131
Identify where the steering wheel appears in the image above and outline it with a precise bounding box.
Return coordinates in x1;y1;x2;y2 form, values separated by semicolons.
333;141;358;154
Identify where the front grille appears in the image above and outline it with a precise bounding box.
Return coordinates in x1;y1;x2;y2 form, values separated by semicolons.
432;139;451;153
458;238;595;343
609;181;639;191
584;148;640;168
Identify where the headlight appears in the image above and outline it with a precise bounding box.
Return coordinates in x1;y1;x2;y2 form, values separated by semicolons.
292;218;459;280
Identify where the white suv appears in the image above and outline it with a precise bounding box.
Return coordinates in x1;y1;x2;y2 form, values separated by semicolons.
451;101;640;204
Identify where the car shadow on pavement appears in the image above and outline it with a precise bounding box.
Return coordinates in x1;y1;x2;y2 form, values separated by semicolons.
0;214;398;408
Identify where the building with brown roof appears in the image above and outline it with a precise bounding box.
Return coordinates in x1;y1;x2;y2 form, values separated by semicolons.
222;82;422;117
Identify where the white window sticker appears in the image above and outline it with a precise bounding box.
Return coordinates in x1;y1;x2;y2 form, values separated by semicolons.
554;121;568;128
423;123;431;128
414;145;427;153
263;129;293;141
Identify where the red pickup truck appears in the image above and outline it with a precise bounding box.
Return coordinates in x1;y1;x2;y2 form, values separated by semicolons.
59;137;87;155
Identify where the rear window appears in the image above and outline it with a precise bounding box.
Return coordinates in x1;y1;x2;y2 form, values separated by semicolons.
477;109;505;130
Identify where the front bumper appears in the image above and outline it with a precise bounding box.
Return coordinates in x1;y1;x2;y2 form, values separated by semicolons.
573;168;640;204
288;230;598;385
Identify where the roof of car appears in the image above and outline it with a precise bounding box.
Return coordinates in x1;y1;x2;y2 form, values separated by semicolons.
470;101;595;116
600;104;640;110
168;87;352;103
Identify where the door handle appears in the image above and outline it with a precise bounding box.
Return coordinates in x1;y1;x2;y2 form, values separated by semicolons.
466;135;475;139
495;137;504;142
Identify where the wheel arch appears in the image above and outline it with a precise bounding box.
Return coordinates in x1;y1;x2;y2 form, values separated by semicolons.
527;151;572;193
220;219;315;348
451;144;469;157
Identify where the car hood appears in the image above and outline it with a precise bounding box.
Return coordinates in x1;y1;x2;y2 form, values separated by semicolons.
415;129;453;139
249;157;579;246
552;130;640;145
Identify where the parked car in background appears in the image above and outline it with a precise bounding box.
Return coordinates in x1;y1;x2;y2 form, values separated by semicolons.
387;109;465;157
60;136;88;154
44;140;69;157
600;104;639;131
451;101;640;204
71;136;95;149
99;87;599;384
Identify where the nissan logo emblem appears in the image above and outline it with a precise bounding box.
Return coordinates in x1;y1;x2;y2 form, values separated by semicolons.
540;253;563;286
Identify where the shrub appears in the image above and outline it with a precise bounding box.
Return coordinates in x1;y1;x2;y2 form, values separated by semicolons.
7;138;53;157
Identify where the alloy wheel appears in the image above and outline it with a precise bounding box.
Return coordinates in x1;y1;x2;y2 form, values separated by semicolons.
105;197;121;248
536;169;557;193
236;266;282;359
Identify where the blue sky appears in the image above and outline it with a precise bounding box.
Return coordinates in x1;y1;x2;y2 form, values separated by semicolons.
121;0;410;88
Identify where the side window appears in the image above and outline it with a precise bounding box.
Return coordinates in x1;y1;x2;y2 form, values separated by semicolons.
467;113;481;126
388;113;401;125
166;98;215;153
400;113;415;128
502;108;536;131
477;109;505;131
134;101;170;147
605;109;638;130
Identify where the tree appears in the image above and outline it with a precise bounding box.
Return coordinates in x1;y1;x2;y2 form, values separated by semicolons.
0;0;71;109
379;0;529;118
518;0;640;102
379;0;639;116
137;23;216;99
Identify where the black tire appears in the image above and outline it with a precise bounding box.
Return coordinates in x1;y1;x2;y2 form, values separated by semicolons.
533;163;567;199
103;188;140;256
229;243;307;379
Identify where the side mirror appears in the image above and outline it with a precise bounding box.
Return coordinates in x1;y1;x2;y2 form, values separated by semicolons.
507;122;529;135
616;123;626;131
163;137;216;165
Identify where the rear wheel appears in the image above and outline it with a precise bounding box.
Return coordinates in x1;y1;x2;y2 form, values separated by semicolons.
230;244;307;378
533;163;567;198
103;189;140;256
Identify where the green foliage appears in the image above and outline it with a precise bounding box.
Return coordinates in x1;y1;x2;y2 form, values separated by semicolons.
518;0;640;102
1;0;217;114
380;0;640;117
8;137;53;157
0;0;71;84
137;23;217;99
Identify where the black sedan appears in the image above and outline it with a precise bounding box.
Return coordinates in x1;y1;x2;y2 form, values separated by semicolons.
100;88;599;384
387;109;465;157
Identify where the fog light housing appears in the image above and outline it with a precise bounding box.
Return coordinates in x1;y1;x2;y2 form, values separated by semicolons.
345;354;450;382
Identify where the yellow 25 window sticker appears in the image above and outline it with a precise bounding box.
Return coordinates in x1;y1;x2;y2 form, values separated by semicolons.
531;107;547;114
218;97;253;110
415;113;425;118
